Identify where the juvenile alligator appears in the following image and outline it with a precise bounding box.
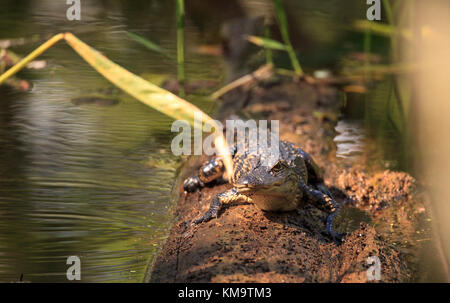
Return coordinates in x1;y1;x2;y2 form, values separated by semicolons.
184;140;342;240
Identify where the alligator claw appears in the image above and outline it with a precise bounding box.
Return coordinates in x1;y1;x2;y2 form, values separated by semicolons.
326;212;346;243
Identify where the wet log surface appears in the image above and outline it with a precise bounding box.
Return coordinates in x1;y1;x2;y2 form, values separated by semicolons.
148;77;432;282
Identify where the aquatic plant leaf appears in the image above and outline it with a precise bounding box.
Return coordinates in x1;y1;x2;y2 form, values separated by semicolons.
247;35;288;51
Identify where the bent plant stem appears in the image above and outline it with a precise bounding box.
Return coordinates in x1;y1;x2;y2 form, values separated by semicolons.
210;64;273;100
0;33;64;84
0;32;233;177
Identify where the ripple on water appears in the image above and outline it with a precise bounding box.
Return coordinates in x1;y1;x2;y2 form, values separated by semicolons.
334;119;366;159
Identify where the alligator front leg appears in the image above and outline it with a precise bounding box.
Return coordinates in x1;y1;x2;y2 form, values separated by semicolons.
298;182;343;241
192;188;251;224
183;157;225;192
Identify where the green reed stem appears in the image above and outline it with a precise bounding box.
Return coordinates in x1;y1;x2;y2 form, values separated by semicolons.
264;25;273;65
364;27;372;78
176;0;185;97
382;0;394;25
273;0;303;76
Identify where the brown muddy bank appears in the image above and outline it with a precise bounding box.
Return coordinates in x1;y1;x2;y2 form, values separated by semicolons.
148;75;433;283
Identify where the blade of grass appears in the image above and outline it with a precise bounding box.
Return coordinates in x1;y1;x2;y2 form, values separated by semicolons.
125;31;174;61
176;0;185;97
273;0;303;76
0;33;64;85
247;35;288;51
354;20;412;40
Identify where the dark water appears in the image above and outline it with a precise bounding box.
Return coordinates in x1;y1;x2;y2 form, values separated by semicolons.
0;0;408;282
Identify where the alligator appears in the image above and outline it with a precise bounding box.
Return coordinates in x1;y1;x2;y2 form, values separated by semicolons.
183;140;342;240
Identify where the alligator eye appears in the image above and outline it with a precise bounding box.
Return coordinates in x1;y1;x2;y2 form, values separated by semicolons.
270;161;285;173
